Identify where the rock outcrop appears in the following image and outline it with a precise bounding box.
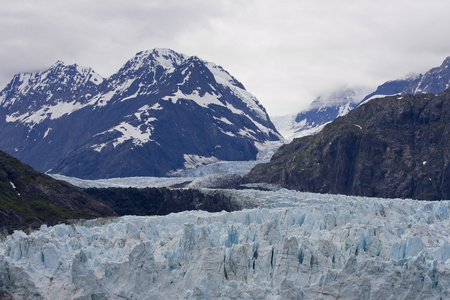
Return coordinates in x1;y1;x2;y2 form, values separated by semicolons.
84;187;245;216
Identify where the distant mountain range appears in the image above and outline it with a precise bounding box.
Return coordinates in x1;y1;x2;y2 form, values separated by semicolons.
0;48;281;179
274;56;450;140
271;88;370;141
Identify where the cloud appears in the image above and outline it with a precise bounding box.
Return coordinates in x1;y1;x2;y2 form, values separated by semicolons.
1;0;450;116
0;0;232;79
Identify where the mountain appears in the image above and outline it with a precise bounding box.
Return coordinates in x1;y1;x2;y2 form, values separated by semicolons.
1;188;450;299
364;56;450;101
246;89;450;200
272;88;369;141
0;48;281;179
359;73;421;104
280;56;450;139
0;150;116;233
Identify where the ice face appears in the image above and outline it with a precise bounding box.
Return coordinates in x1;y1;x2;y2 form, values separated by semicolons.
1;189;450;299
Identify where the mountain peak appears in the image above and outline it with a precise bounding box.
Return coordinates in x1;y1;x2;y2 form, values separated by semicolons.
307;87;370;110
441;56;450;67
127;48;188;71
398;72;422;81
151;47;183;58
51;60;66;69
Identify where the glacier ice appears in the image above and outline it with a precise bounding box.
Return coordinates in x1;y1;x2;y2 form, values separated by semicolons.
50;158;265;188
1;189;450;299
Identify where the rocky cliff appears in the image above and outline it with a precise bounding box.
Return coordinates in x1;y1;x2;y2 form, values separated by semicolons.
84;187;246;216
246;89;450;200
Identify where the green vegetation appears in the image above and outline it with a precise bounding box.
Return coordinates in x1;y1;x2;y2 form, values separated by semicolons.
3;157;22;168
0;191;26;213
29;197;73;220
38;177;57;186
0;191;99;223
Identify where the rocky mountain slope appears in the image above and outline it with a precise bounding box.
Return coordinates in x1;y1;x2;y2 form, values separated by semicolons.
0;48;281;179
0;150;116;233
278;56;450;139
246;89;450;200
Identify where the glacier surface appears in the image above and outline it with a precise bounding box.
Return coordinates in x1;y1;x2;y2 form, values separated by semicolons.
50;158;267;189
1;189;450;299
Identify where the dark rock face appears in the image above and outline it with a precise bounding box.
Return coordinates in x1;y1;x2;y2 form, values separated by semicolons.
246;89;450;200
84;187;244;217
0;150;116;233
0;48;280;179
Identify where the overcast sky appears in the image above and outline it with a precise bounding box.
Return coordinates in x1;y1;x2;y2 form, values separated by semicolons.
1;0;450;116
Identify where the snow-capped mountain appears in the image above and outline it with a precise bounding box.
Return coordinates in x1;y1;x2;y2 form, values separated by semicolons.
361;56;450;103
277;56;450;140
273;88;369;142
0;48;281;179
1;188;450;299
359;72;422;104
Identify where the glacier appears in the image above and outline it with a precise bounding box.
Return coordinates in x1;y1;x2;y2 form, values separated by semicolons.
1;188;450;299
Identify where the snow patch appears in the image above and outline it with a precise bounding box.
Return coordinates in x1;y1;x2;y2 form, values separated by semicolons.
237;128;254;138
206;62;268;122
43;128;52;138
149;103;163;110
6;101;85;126
221;130;236;137
9;181;20;195
214;116;233;125
93;120;156;149
183;154;220;169
9;181;16;189
359;93;401;106
92;90;116;107
120;91;139;102
338;102;352;116
162;89;224;108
